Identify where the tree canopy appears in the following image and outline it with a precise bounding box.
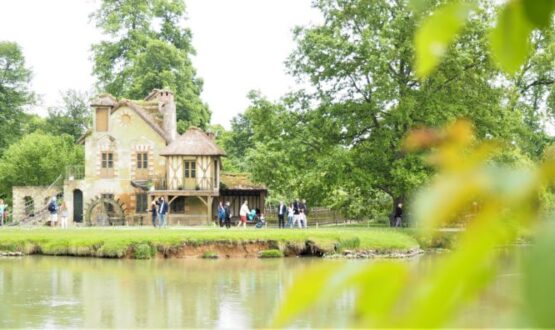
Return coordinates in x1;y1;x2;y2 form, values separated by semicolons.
0;132;84;200
224;0;548;217
0;41;34;154
45;90;92;141
91;0;210;130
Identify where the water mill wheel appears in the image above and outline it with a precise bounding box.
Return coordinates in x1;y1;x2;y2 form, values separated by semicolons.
84;195;127;226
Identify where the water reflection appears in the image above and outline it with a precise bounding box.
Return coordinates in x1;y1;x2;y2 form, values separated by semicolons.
0;250;521;329
0;257;352;328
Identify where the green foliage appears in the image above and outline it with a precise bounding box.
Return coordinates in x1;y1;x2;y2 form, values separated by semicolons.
201;251;218;259
490;1;533;74
45;90;92;141
91;0;210;129
0;41;35;155
274;121;555;327
415;2;474;77
258;249;283;258
0;132;84;198
415;0;555;75
522;221;555;328
133;243;155;259
336;237;360;252
223;0;532;218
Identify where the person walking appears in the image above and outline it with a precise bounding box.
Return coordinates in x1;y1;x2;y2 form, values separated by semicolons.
157;197;169;228
277;201;287;228
0;199;7;226
59;201;69;229
217;201;226;227
299;199;308;228
394;203;403;227
237;200;249;229
47;197;58;227
150;200;158;227
224;201;232;229
292;199;302;229
287;204;294;228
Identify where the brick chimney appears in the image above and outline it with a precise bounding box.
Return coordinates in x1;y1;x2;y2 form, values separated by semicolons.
146;89;177;142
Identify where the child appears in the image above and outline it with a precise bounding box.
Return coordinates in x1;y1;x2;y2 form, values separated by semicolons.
60;201;69;229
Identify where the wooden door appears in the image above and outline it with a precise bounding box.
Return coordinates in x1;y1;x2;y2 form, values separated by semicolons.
73;189;83;223
184;160;196;190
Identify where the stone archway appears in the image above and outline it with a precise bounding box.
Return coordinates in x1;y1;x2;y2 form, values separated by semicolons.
84;195;126;226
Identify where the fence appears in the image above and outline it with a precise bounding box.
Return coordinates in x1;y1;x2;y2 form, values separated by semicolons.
263;206;345;227
65;165;85;180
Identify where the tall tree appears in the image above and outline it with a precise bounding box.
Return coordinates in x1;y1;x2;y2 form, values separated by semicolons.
0;41;34;154
91;0;210;129
45;90;92;141
240;0;526;217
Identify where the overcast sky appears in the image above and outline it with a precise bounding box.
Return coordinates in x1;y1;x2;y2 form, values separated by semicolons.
0;0;322;128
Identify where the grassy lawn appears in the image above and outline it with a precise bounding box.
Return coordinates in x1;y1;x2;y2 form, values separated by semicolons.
0;227;419;258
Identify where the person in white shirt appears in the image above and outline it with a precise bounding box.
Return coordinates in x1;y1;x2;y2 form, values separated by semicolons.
237;200;249;229
60;201;69;229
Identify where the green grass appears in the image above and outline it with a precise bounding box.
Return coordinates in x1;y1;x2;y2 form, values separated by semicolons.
259;249;284;258
201;251;218;259
0;227;419;259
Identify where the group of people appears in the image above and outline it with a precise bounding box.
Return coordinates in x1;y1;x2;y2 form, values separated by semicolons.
47;197;69;228
216;201;233;229
277;199;308;229
150;197;169;228
216;200;262;229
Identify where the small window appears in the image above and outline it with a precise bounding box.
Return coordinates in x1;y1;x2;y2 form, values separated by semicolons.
184;161;196;178
135;193;148;213
101;194;115;213
101;152;114;168
137;153;148;169
96;108;109;132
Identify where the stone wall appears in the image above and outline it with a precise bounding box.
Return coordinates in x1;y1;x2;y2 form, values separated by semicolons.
12;186;61;222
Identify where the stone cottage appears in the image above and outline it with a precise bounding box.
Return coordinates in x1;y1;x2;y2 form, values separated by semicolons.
12;89;266;226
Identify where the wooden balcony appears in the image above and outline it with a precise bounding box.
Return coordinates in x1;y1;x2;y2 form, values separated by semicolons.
149;176;219;197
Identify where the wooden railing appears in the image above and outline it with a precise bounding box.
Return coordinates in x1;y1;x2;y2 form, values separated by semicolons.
152;176;216;191
65;165;85;180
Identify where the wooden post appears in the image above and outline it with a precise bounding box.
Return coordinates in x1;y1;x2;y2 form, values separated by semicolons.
207;196;213;225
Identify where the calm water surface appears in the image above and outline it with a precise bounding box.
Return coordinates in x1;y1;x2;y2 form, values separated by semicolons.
0;250;523;328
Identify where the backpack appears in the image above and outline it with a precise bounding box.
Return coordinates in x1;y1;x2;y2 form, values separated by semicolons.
48;202;55;212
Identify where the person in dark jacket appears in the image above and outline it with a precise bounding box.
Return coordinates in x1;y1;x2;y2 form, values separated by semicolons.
394;203;403;227
292;199;301;228
157;197;169;227
217;201;225;227
277;201;287;228
150;200;158;227
224;201;232;229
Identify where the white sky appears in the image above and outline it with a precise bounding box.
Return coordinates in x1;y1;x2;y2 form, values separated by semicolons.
0;0;322;128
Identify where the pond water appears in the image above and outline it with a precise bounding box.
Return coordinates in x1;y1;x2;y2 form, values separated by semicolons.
0;249;523;329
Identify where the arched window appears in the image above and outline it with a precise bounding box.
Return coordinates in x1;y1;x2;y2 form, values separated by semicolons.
23;196;35;217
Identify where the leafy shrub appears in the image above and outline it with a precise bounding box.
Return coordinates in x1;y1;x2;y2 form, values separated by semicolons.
259;249;284;258
132;243;155;259
336;237;360;252
201;251;218;259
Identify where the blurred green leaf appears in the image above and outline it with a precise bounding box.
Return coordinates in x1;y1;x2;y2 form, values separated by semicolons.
415;2;474;78
522;222;555;328
272;262;343;327
523;0;555;28
490;0;533;74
